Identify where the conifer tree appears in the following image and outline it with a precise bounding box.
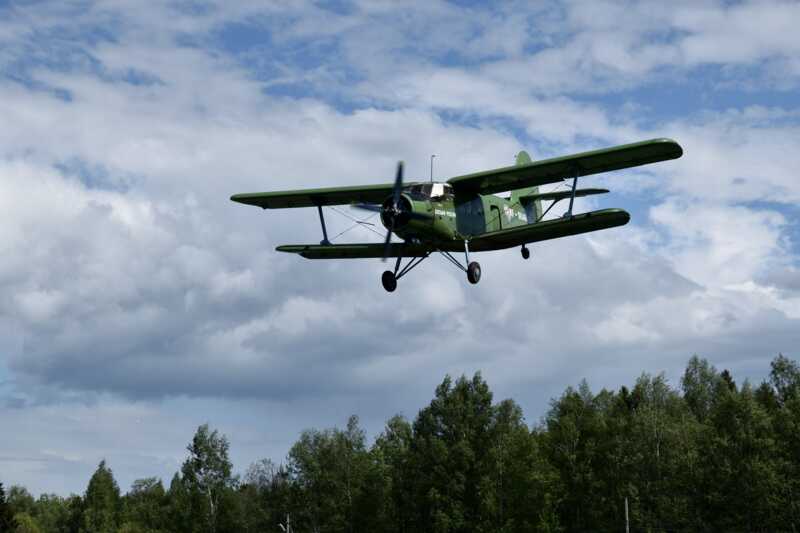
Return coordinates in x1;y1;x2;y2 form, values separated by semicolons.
81;460;121;533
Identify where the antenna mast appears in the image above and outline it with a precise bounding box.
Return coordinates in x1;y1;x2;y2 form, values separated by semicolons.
430;154;436;183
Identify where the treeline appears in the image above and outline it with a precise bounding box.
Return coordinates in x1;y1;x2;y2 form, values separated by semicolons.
2;354;799;532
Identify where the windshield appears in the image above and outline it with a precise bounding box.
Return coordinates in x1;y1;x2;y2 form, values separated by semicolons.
405;183;453;201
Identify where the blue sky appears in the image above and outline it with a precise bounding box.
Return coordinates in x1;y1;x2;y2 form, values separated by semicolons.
1;0;799;495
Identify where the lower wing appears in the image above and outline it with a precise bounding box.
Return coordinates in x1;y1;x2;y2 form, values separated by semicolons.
469;208;630;251
276;208;629;259
276;242;432;259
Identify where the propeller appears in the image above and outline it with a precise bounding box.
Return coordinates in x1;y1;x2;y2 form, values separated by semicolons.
354;161;430;261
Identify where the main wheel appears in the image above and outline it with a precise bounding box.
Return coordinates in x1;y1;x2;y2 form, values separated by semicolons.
381;270;397;292
521;246;530;260
467;261;481;284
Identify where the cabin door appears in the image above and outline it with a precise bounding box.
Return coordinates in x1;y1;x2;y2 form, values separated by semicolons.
488;205;502;232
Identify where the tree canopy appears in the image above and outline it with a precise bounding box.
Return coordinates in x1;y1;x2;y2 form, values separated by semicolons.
2;354;799;532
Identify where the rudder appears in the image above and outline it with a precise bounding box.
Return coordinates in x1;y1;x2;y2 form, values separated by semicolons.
509;150;542;223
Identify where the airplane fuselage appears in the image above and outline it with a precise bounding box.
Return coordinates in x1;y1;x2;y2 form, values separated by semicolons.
387;183;536;245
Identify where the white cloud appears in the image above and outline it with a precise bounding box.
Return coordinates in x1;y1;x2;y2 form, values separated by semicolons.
650;199;788;287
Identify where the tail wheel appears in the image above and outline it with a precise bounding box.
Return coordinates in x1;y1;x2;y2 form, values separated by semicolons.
467;262;481;284
521;246;530;260
381;270;397;292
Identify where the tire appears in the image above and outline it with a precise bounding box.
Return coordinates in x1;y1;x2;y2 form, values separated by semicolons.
381;270;397;292
521;246;530;260
467;261;481;284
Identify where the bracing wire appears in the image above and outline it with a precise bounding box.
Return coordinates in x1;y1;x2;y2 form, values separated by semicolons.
327;206;385;241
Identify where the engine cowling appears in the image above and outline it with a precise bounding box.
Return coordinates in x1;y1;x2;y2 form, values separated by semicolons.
380;194;414;230
380;193;455;241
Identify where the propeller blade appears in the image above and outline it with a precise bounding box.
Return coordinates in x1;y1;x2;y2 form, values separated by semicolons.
392;161;404;207
382;219;394;262
352;203;382;213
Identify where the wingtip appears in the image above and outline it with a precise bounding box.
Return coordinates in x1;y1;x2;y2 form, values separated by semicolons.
653;137;684;158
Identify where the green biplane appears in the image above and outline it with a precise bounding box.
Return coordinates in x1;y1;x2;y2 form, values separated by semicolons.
231;138;682;292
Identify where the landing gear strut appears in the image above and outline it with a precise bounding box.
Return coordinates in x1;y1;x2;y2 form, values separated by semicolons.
381;249;431;292
380;241;483;291
437;240;481;285
521;245;530;260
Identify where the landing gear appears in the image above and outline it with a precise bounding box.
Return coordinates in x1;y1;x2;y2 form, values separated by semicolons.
381;271;397;292
467;261;481;284
380;240;483;291
521;245;530;260
381;249;431;292
436;240;482;285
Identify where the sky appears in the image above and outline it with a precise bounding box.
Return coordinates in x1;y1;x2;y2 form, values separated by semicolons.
1;0;799;496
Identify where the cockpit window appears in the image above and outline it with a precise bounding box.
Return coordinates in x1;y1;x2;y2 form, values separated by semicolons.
405;183;453;201
430;183;454;201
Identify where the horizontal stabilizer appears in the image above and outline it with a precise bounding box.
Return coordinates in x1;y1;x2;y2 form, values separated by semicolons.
519;188;609;204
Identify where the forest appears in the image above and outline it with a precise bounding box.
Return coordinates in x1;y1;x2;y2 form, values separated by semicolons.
1;354;799;533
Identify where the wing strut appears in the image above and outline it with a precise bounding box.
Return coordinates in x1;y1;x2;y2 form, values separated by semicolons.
316;205;331;245
565;166;578;219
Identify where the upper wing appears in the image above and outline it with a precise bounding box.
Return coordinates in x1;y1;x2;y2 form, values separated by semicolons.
447;138;682;196
276;242;431;259
231;183;409;209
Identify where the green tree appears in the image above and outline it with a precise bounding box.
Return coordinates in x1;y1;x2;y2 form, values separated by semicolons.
32;494;71;533
180;424;236;533
12;512;42;533
681;355;720;421
623;373;700;531
543;380;606;531
406;373;500;532
765;354;800;529
288;415;372;533
121;477;167;532
371;415;413;533
64;495;84;533
770;353;800;406
0;483;18;532
239;459;290;532
488;399;559;533
7;486;35;518
701;379;783;531
80;460;121;533
165;473;191;533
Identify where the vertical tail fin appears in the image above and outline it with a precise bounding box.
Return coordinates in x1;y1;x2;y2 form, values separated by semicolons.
515;150;532;166
509;151;542;222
